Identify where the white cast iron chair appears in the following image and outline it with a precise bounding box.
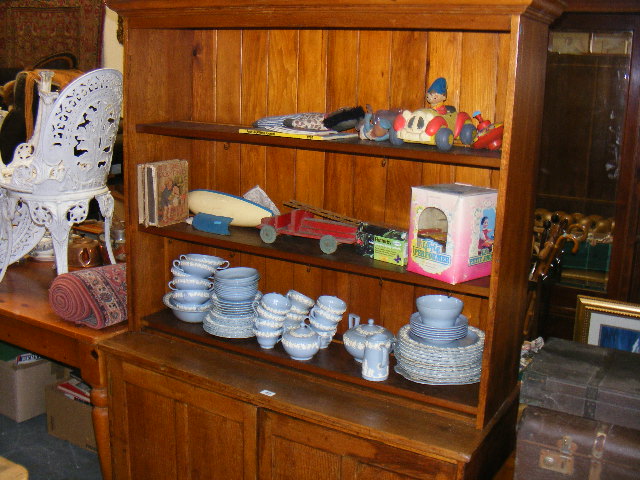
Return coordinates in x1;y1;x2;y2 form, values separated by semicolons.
0;68;123;282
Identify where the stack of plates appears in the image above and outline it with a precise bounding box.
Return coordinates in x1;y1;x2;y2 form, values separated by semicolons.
409;312;468;344
213;267;260;301
394;324;485;385
203;267;261;338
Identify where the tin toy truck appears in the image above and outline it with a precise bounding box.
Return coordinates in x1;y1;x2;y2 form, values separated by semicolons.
258;209;358;254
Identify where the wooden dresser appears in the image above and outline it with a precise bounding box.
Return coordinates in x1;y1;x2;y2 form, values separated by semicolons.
103;1;564;478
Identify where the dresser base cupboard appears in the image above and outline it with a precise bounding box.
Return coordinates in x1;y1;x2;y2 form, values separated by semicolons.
102;332;518;480
105;0;564;478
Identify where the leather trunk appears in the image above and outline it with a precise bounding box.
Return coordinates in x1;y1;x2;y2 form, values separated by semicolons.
520;337;640;429
515;406;640;480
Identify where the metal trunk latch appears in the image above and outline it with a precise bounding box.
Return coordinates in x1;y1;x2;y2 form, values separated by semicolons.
588;423;610;480
539;435;576;475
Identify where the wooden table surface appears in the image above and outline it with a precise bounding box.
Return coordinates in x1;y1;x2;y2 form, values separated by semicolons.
0;260;127;480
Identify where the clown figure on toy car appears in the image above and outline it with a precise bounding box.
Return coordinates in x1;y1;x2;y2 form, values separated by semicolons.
390;77;477;151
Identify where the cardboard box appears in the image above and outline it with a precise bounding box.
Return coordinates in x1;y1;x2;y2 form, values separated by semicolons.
407;183;497;284
355;223;408;266
0;358;68;423
45;382;96;452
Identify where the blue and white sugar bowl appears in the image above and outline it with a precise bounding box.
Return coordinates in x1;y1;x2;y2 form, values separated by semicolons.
281;321;320;361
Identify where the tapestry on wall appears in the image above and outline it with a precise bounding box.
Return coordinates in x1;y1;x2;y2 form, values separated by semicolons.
0;0;104;71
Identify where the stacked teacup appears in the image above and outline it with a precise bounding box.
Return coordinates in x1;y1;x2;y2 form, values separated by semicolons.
284;290;315;331
410;294;467;343
309;295;348;348
204;266;261;338
164;253;228;323
254;293;291;348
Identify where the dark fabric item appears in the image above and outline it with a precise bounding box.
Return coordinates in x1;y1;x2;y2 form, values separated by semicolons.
516;406;640;480
48;264;127;329
520;337;640;430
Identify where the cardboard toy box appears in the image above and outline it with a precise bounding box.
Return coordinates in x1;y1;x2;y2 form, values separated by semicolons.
407;184;498;284
0;356;68;423
45;382;96;452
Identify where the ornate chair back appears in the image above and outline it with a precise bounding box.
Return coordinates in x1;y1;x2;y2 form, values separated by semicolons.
0;69;123;280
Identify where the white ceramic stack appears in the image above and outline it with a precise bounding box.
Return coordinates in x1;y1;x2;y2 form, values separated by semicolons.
284;290;314;331
394;294;485;385
253;293;291;348
163;253;227;323
203;266;261;338
308;295;347;348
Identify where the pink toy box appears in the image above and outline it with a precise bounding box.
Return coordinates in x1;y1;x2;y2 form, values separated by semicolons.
407;183;498;284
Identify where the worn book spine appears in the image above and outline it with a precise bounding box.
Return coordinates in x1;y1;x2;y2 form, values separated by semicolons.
137;163;147;226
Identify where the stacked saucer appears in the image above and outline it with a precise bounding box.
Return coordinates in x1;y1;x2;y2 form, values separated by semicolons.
394;324;485;385
409;312;468;344
203;267;261;338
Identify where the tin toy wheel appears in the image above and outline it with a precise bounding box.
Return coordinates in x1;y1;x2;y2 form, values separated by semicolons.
259;225;278;244
319;235;338;254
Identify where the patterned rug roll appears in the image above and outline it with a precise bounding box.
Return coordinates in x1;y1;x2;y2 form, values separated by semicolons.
49;264;127;329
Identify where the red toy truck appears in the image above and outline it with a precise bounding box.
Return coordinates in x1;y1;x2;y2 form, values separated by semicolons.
258;210;358;254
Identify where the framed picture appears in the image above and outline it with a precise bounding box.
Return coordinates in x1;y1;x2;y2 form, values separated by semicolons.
574;295;640;353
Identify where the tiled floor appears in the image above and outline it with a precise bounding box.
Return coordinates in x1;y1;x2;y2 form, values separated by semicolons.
0;414;102;480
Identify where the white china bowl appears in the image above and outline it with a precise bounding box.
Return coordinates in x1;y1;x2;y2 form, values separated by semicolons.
310;306;342;324
260;292;291;315
214;267;260;284
309;316;337;332
254;316;284;331
172;259;219;278
171;289;212;306
169;276;213;291
170;265;191;277
171;309;209;323
416;294;463;326
255;304;286;322
286;289;315;309
254;329;281;349
316;295;347;315
179;253;230;269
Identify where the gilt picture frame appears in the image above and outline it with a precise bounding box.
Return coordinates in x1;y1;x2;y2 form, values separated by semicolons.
574;295;640;353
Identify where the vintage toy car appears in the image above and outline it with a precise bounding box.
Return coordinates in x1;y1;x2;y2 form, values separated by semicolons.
390;108;477;151
258;209;358;254
471;111;504;151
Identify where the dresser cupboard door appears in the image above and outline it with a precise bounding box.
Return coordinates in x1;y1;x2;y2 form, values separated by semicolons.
258;410;457;480
109;361;257;480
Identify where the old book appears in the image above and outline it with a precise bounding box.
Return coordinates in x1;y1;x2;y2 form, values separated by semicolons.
137;159;189;227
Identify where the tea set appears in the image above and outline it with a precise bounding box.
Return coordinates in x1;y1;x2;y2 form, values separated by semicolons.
164;253;483;384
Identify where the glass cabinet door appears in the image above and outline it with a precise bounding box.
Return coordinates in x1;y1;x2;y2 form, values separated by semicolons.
536;13;639;299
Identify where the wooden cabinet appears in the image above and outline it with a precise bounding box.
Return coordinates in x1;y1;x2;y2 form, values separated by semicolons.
259;411;458;480
106;339;258;480
102;332;514;480
105;0;564;477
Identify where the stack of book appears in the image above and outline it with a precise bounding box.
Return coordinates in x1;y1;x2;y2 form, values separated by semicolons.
56;374;91;404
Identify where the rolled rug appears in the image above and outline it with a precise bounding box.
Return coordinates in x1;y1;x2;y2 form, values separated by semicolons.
49;264;127;329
